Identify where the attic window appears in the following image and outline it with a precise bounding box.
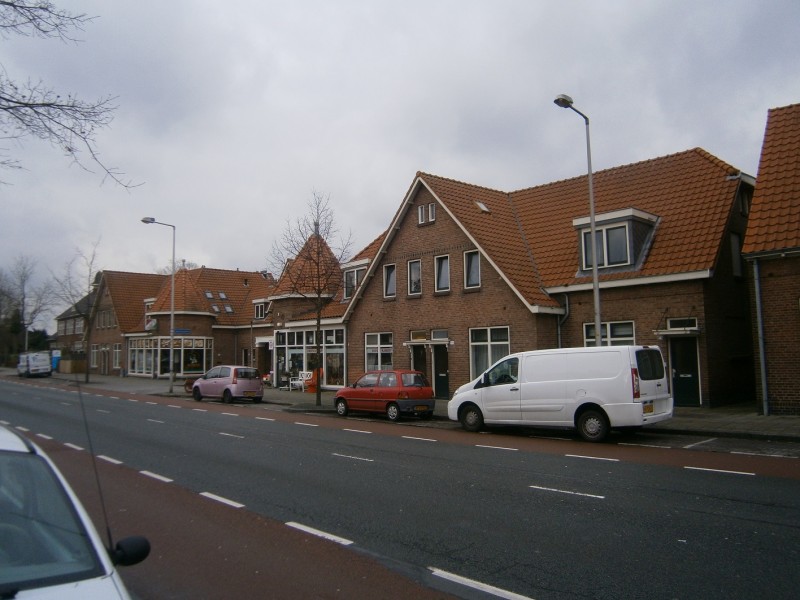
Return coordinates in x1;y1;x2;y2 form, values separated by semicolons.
204;290;213;299
574;208;658;273
219;291;228;300
224;304;234;314
475;200;490;213
211;304;220;313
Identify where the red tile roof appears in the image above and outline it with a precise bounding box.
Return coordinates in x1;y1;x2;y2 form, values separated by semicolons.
271;235;341;298
101;271;166;332
420;148;743;306
743;103;800;255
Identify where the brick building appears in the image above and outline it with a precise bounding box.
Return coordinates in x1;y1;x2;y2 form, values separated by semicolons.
743;103;800;415
343;148;755;406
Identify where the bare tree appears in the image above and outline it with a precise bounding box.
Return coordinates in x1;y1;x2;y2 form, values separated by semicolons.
0;1;133;186
5;255;55;352
50;239;101;382
270;192;352;406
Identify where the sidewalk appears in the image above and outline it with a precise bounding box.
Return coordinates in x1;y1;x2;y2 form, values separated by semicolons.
7;369;800;442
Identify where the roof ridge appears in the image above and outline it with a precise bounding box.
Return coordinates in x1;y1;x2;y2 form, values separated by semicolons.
417;171;506;195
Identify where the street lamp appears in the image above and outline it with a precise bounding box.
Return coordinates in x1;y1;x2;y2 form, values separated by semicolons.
554;93;602;347
141;217;176;392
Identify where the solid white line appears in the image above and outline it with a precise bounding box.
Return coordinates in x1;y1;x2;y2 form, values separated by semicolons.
476;444;518;451
683;438;716;449
530;485;605;500
140;470;173;483
200;492;244;508
429;567;534;600
684;466;755;476
295;422;318;427
64;443;84;451
343;428;372;434
219;432;244;439
286;522;354;546
332;453;374;462
565;454;619;462
98;455;122;465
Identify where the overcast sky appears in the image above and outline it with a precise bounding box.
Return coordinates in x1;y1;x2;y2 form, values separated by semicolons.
3;0;799;328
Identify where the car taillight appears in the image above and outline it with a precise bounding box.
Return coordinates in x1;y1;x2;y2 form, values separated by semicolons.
232;369;238;384
631;368;640;399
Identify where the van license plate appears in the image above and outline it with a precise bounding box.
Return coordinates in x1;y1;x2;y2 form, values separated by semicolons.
244;391;255;397
643;402;654;414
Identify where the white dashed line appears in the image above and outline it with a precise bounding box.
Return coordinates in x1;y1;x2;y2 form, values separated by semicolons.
476;444;518;451
429;567;534;600
64;443;84;451
402;435;437;442
219;432;244;439
36;433;53;440
294;422;318;427
332;453;374;462
530;485;605;500
684;466;755;476
286;522;353;546
565;454;619;462
683;438;716;449
200;492;244;508
222;412;239;417
147;419;164;424
140;471;173;483
98;455;122;465
343;428;372;434
256;416;275;421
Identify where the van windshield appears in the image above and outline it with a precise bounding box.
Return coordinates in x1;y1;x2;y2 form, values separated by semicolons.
636;349;665;380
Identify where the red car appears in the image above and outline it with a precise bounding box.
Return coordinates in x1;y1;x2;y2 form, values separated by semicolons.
334;370;435;421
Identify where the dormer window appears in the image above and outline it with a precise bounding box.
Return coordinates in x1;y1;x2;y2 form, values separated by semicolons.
574;208;658;273
344;267;366;299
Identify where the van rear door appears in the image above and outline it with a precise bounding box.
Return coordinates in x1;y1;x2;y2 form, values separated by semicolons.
633;348;669;413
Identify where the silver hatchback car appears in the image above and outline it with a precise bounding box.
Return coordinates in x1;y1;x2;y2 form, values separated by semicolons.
191;365;264;403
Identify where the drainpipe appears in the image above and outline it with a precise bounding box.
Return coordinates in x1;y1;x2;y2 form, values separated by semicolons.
752;258;770;415
557;294;570;349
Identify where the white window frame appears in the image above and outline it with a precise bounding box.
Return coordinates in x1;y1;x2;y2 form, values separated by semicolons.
435;255;450;292
365;332;393;371
583;320;635;346
418;205;426;224
407;259;421;295
582;223;631;270
90;344;98;368
383;264;396;298
344;267;365;299
428;202;436;222
464;250;481;289
254;303;266;319
468;326;510;380
113;343;121;369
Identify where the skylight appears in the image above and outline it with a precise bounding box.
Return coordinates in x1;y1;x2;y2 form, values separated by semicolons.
475;200;490;213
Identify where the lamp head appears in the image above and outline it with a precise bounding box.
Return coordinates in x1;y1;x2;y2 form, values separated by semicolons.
141;217;155;224
554;94;574;109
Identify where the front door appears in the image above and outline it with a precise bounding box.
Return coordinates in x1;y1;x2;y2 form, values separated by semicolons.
433;345;449;399
670;337;701;406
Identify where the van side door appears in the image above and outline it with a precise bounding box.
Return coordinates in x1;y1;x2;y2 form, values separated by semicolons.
519;353;569;424
480;357;521;422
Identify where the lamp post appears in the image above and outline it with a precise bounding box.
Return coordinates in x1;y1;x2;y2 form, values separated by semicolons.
141;217;176;392
554;94;602;347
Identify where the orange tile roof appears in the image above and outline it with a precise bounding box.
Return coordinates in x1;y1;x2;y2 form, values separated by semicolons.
743;103;800;255
150;267;276;327
271;235;341;298
101;271;166;332
420;148;743;305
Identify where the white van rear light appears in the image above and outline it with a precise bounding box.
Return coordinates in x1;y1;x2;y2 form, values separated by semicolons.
631;368;640;399
232;369;238;384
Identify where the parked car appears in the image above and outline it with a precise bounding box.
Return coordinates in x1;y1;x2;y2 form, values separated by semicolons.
0;424;149;598
448;345;673;442
334;370;435;421
17;351;52;378
191;365;264;403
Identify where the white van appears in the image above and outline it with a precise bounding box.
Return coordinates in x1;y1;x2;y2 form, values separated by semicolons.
448;345;673;442
17;351;52;378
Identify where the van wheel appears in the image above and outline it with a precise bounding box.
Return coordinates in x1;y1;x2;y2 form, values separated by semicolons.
222;389;233;404
192;388;202;402
386;403;400;422
335;398;348;416
460;405;483;432
577;409;609;442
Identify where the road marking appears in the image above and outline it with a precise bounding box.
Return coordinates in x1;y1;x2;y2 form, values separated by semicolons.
332;453;374;462
402;435;437;442
566;454;619;462
36;433;53;440
146;401;157;405
168;404;181;409
109;396;120;400
683;438;716;449
295;422;318;427
530;485;605;500
286;522;354;546
476;444;518;451
222;412;239;417
98;455;122;465
219;432;244;439
429;567;534;600
200;492;244;508
14;426;30;432
147;419;164;424
619;442;671;449
343;428;372;434
64;443;84;451
96;409;111;414
731;451;790;459
140;470;173;483
684;466;755;476
256;416;275;421
127;398;138;402
192;408;208;412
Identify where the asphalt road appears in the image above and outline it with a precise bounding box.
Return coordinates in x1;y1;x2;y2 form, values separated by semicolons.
2;378;799;599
